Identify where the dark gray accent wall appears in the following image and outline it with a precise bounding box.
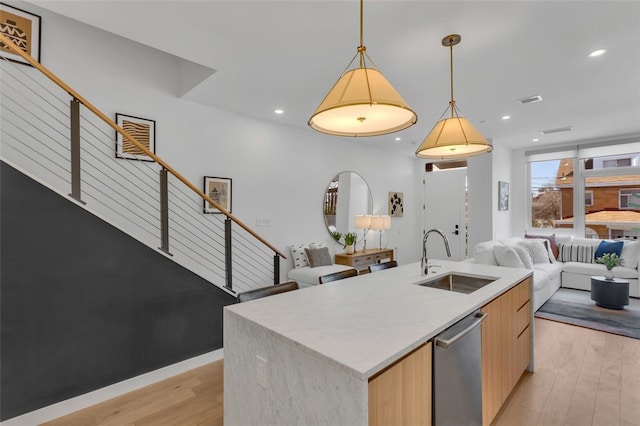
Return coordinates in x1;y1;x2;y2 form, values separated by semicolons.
0;162;237;421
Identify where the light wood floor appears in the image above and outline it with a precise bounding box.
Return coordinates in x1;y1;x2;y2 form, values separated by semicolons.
42;318;640;426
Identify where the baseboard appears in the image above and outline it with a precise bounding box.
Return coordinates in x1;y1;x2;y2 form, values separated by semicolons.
0;349;224;426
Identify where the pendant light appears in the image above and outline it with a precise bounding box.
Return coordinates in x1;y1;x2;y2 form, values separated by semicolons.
416;34;492;159
308;0;417;137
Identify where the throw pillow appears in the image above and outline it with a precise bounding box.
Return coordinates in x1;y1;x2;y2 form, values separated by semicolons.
595;240;624;259
522;239;551;264
620;241;640;270
304;247;333;268
525;233;559;260
558;243;594;263
493;245;526;269
509;244;534;269
289;243;309;269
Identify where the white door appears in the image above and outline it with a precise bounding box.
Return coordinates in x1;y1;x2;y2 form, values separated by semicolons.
423;168;467;260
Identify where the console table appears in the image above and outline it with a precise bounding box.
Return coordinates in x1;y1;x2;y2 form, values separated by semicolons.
335;248;394;274
590;276;629;310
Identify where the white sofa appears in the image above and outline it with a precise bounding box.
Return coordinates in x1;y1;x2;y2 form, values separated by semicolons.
473;236;640;312
286;242;357;287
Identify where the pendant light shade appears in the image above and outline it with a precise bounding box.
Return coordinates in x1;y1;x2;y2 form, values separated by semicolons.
309;1;417;137
416;34;492;159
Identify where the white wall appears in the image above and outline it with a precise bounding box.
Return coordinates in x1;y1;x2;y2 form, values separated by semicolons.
5;3;423;283
491;141;513;240
467;151;493;254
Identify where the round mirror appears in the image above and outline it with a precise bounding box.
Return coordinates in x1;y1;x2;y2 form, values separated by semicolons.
323;171;373;238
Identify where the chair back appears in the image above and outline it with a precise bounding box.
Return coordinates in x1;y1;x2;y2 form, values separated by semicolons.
368;260;398;273
318;269;358;284
237;281;299;303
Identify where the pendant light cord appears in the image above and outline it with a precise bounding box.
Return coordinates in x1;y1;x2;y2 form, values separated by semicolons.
449;38;455;118
358;0;365;68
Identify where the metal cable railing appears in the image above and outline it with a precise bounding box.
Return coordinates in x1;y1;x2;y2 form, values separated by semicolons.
0;35;285;294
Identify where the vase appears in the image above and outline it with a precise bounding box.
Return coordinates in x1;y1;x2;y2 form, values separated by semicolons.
604;269;614;280
346;244;354;255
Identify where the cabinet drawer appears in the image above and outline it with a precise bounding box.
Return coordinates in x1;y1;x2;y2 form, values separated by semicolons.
515;324;531;375
516;301;530;336
512;278;531;309
352;255;374;265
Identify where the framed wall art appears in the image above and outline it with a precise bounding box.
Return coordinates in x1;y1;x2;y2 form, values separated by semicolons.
0;2;41;66
388;191;404;217
498;180;509;211
115;113;156;161
204;176;232;214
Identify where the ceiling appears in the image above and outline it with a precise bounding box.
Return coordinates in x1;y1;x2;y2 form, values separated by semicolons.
32;1;640;157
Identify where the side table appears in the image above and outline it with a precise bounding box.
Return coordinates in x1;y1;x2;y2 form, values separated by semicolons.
590;276;629;310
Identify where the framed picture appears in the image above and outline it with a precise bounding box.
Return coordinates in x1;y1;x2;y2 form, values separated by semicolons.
204;176;232;214
388;191;404;217
115;113;156;161
0;2;41;66
499;181;509;211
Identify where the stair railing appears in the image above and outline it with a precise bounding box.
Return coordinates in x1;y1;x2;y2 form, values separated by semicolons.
0;32;286;293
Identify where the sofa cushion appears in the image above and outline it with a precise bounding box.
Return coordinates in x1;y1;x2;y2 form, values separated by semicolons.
522;239;551;264
473;241;501;266
562;262;638;279
493;245;526;269
525;233;559;259
508;244;534;269
558;243;595;263
621;241;640;269
595;240;624;258
304;247;333;268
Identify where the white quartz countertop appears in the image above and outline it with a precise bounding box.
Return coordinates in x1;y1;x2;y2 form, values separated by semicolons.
225;260;532;380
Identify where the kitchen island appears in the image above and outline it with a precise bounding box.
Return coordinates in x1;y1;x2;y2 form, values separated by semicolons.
223;260;533;426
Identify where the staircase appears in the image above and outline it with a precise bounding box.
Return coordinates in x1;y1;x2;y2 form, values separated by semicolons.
0;32;285;421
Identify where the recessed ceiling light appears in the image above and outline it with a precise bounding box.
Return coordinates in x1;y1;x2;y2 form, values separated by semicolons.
395;137;401;141
588;49;607;58
532;138;540;142
502;115;511;120
274;109;284;114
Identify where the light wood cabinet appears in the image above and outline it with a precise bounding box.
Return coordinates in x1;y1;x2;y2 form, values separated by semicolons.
368;342;432;426
481;277;532;426
335;248;394;274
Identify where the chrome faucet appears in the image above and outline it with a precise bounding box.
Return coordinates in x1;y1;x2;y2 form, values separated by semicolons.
421;229;452;275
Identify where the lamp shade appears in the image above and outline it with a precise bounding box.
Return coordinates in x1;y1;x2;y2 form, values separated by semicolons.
354;214;371;230
309;68;417;137
369;215;383;230
369;215;391;230
381;214;391;230
415;115;493;159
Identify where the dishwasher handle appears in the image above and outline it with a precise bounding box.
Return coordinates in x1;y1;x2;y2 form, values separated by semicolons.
435;311;488;349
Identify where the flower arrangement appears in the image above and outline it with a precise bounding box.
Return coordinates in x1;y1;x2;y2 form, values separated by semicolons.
331;231;343;243
595;252;624;270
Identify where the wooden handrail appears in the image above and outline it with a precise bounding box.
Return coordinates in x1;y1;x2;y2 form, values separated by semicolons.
0;33;287;259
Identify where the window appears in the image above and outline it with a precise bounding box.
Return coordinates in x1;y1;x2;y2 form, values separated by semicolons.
529;159;567;229
527;141;640;237
620;189;640;209
584;191;593;206
602;158;632;168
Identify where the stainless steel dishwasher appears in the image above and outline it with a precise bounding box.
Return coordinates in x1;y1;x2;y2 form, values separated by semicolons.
433;310;487;426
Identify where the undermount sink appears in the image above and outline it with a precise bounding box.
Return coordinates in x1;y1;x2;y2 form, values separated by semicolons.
416;273;498;294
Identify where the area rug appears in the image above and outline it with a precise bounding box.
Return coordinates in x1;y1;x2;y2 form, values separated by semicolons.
535;288;640;339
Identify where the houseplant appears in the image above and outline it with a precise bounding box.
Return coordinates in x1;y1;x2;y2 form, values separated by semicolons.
343;232;357;255
595;252;624;280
